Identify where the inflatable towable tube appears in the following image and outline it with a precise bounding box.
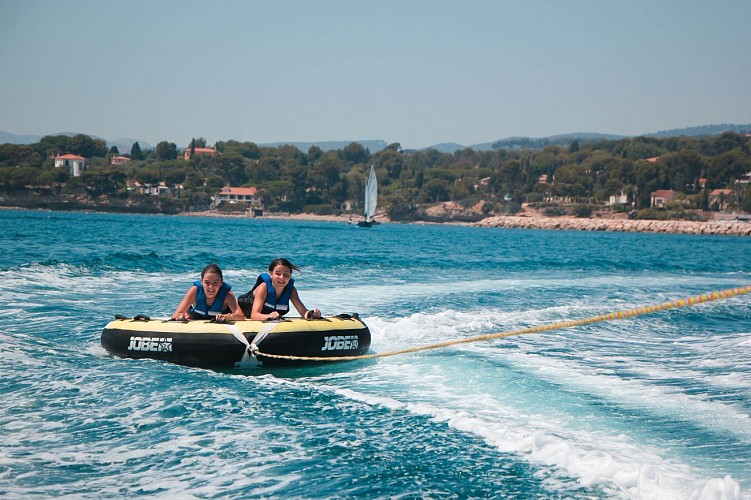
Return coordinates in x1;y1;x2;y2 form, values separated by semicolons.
101;314;371;369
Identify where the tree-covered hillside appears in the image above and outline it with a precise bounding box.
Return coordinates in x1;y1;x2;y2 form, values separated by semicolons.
1;132;750;219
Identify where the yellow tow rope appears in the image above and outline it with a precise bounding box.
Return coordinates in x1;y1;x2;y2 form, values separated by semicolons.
252;285;751;363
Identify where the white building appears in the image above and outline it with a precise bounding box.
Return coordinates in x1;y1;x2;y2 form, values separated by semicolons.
607;191;629;206
54;154;86;177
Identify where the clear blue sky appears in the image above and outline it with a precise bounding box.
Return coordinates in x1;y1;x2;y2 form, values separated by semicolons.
1;0;749;149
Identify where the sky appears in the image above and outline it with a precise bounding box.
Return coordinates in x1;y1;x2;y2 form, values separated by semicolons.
1;0;750;150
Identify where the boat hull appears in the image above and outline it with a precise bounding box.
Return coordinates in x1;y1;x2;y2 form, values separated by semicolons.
101;316;371;369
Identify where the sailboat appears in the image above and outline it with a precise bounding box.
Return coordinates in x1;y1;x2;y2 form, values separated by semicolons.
357;165;379;227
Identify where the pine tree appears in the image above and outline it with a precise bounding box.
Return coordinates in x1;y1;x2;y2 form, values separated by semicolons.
130;142;143;161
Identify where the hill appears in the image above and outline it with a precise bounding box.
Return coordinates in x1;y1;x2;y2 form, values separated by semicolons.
0;130;41;145
258;139;388;152
646;123;751;138
415;142;466;153
0;130;152;153
423;125;751;153
2;124;750;155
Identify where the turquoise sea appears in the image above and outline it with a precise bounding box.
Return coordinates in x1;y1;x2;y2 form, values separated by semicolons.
1;209;750;499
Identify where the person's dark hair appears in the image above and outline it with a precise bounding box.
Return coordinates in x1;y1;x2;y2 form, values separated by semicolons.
201;263;223;280
268;258;301;273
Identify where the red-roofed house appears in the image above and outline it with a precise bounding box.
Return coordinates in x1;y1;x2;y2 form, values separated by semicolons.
111;155;131;165
184;147;216;161
650;189;675;208
709;189;735;211
54;154;86;177
214;187;258;207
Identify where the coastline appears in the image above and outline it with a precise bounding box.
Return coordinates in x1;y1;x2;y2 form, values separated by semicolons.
180;210;751;236
4;206;750;236
178;210;363;223
475;215;751;236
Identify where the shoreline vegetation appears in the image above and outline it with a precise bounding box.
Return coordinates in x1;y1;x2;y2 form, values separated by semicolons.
4;132;751;237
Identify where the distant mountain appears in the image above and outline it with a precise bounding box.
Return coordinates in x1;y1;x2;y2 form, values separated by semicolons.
2;124;749;155
0;129;372;154
0;130;152;153
258;139;388;153
418;142;466;153
422;124;751;153
108;137;153;153
645;123;751;138
486;133;625;152
419;133;625;153
0;130;41;145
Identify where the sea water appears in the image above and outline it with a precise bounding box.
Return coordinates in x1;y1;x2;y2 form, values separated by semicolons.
1;209;750;499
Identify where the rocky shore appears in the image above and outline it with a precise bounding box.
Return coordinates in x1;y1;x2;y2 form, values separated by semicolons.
475;215;751;236
180;209;751;236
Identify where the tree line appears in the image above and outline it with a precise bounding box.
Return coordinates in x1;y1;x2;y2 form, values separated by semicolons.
0;132;750;218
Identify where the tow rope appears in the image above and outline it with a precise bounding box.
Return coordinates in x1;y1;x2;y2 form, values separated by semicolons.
252;285;751;363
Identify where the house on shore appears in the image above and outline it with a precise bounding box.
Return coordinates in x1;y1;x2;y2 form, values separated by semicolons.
184;147;216;161
709;189;735;211
111;155;131;165
54;154;86;177
650;189;676;208
129;180;181;196
213;187;258;207
607;191;630;207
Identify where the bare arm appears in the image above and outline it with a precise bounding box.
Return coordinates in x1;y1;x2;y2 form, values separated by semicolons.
172;286;198;320
291;287;321;319
223;291;244;321
250;282;281;321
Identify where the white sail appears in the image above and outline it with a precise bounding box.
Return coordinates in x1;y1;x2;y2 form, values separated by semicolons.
363;165;377;221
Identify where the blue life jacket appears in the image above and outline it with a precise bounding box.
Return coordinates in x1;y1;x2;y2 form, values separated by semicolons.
189;280;231;319
252;272;294;315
